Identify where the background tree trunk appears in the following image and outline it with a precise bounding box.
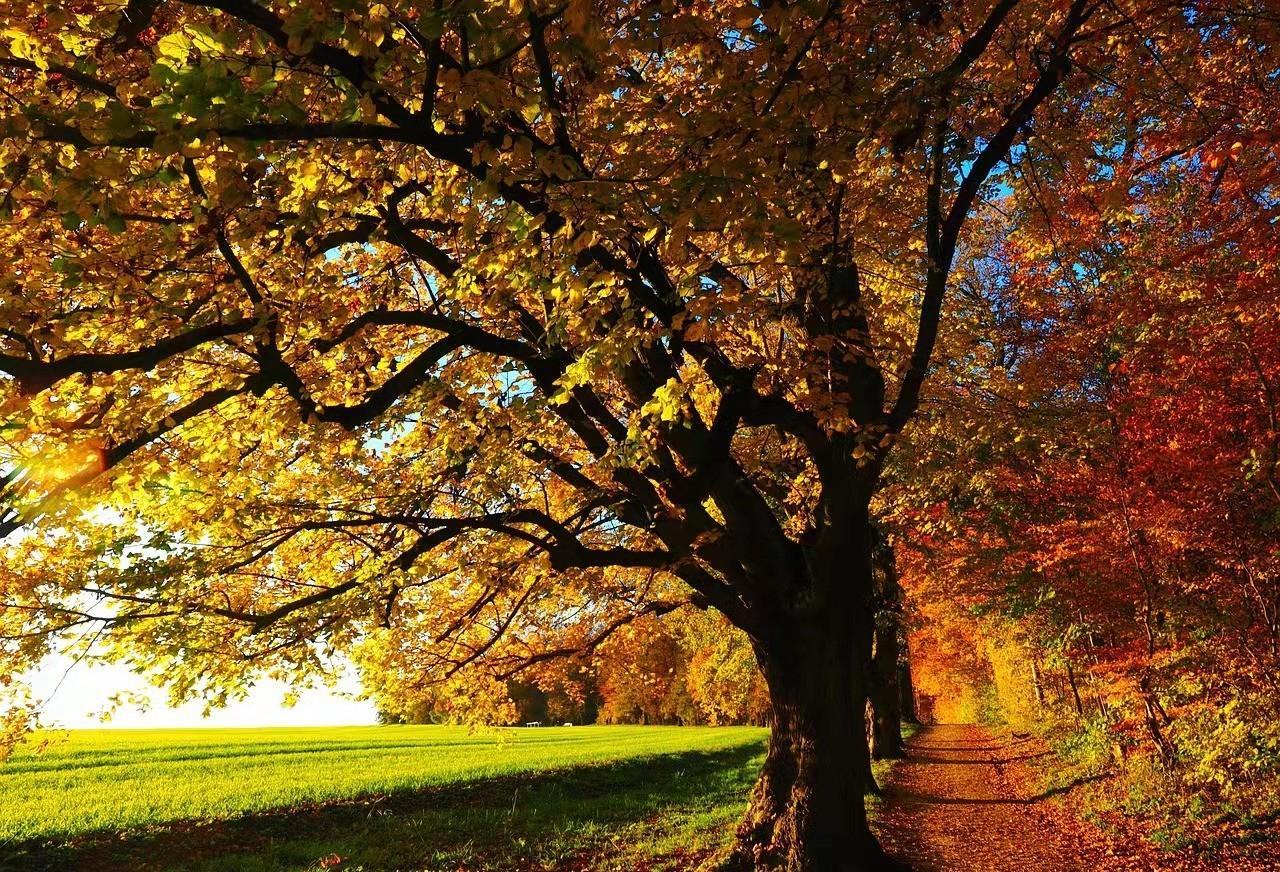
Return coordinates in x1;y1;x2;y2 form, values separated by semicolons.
868;532;905;760
898;654;918;724
1066;660;1085;718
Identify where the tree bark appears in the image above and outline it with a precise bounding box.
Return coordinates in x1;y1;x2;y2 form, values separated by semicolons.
869;665;904;759
1139;674;1175;768
727;632;899;870
1066;660;1085;718
898;654;918;724
868;532;905;760
724;513;900;871
863;699;883;795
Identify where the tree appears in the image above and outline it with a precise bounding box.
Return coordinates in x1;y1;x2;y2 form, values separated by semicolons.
594;612;698;725
876;5;1280;823
678;606;771;727
0;1;1233;867
867;530;904;760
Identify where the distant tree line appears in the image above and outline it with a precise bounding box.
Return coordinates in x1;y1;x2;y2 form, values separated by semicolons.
373;576;921;735
370;608;774;727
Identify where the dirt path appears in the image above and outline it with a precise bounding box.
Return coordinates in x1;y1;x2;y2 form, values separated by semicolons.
875;723;1101;872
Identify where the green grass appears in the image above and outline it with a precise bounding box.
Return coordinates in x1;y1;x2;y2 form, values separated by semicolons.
1;723;918;872
180;742;765;872
1;725;767;871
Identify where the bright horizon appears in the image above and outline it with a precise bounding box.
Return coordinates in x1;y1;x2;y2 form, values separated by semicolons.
28;655;378;729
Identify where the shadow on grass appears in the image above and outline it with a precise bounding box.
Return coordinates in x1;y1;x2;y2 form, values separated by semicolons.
2;743;766;872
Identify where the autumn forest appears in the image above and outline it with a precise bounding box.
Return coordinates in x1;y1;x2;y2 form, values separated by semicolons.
1;1;1279;870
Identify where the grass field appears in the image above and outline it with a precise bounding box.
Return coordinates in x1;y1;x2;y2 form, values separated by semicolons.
1;725;769;871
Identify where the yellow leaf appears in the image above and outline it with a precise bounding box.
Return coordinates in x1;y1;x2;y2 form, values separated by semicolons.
7;30;48;71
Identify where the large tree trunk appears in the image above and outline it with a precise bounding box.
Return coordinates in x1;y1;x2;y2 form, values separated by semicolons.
725;516;899;871
728;631;898;870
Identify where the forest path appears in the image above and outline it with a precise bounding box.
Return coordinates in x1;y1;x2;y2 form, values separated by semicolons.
875;723;1101;872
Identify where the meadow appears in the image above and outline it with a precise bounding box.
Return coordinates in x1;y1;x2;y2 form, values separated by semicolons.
1;725;769;871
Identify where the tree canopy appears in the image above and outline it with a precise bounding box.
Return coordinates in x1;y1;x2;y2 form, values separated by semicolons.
1;1;1276;868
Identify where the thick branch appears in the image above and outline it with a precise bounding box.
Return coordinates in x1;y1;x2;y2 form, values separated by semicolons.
0;319;254;395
